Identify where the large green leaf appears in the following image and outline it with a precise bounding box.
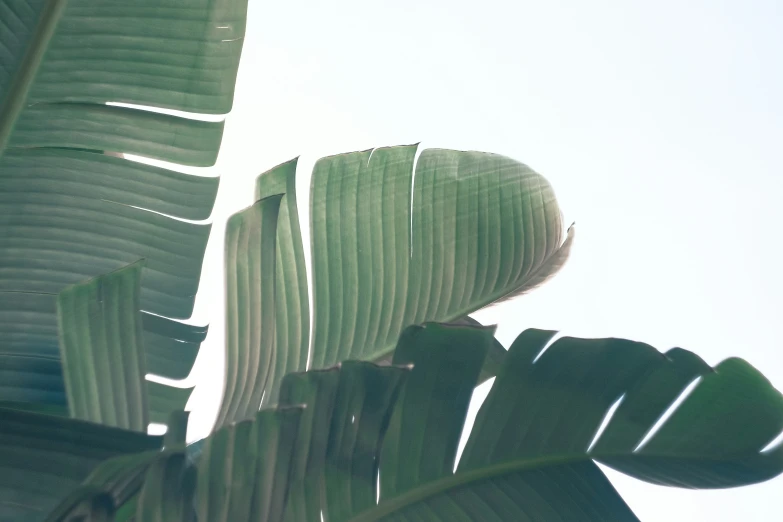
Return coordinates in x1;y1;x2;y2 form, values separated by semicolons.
0;0;248;427
272;323;781;521
220;145;570;422
0;407;162;521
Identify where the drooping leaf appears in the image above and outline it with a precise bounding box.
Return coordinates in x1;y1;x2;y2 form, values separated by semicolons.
47;324;783;521
219;145;567;418
485;221;576;307
0;407;162;521
310;146;570;370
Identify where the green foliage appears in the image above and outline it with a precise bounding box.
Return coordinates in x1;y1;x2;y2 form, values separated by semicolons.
39;324;783;521
218;146;571;426
0;0;236;426
1;1;781;521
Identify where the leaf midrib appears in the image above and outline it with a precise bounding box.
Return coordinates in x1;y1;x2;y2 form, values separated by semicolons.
0;0;69;155
347;450;757;522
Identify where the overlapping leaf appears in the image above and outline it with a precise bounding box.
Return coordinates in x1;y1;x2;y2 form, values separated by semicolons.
56;262;194;431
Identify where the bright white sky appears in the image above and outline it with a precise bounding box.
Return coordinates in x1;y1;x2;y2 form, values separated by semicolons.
180;1;783;520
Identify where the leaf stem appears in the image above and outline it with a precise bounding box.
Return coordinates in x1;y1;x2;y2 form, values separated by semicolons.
348;453;589;522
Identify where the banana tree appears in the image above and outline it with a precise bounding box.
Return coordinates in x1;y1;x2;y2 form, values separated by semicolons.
1;1;781;521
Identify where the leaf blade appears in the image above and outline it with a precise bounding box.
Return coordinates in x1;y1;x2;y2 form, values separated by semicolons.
306;146;567;376
216;195;282;426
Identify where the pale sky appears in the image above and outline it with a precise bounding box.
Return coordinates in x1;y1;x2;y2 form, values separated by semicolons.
177;1;783;520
